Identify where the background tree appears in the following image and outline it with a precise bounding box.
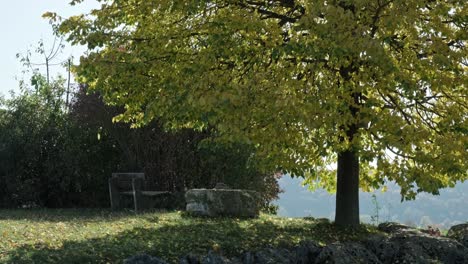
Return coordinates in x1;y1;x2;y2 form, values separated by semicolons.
48;0;467;226
0;41;121;207
0;73;87;207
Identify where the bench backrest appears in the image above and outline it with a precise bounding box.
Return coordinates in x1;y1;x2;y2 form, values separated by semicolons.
111;173;145;190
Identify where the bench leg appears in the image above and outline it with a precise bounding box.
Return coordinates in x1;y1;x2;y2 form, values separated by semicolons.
109;178;120;210
132;178;145;212
133;190;143;212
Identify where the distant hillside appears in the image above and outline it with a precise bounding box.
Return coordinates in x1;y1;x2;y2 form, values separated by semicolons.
274;176;468;229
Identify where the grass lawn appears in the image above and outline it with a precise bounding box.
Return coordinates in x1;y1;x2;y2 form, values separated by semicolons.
0;209;379;263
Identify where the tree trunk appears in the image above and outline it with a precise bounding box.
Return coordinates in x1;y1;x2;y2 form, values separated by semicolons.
335;149;360;227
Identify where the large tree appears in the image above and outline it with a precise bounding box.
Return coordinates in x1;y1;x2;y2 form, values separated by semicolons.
47;0;467;226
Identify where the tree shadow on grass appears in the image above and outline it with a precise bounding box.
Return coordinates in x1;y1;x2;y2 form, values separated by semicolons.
0;208;160;223
5;216;375;264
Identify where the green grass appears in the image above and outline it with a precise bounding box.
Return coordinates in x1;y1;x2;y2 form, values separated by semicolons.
0;209;379;263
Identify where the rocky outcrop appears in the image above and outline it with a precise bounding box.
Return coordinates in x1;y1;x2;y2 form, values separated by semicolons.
447;223;468;247
178;242;321;264
316;242;382;264
377;222;417;234
124;222;468;264
124;254;168;264
365;224;468;264
185;189;259;218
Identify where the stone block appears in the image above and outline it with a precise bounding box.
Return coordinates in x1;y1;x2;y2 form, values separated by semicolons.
185;189;259;218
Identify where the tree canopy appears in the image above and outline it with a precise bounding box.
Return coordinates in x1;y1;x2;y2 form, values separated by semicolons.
48;0;467;226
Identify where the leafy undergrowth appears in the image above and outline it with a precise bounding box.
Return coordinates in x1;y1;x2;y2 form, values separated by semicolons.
0;209;380;263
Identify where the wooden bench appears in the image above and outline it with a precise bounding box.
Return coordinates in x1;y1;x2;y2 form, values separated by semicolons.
108;172;171;212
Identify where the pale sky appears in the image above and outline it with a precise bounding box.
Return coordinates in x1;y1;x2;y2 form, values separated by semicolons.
0;0;100;97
